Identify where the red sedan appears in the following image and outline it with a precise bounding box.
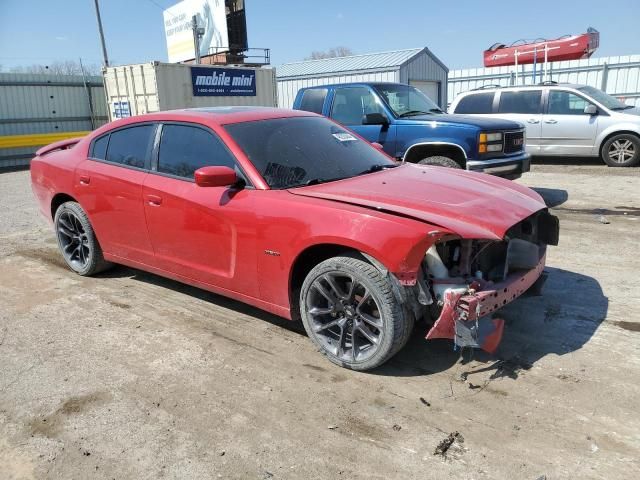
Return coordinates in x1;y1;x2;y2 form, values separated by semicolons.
30;107;558;371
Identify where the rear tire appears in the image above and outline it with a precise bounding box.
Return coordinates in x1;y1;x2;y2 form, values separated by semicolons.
601;134;640;167
418;156;462;169
54;201;112;276
299;256;410;371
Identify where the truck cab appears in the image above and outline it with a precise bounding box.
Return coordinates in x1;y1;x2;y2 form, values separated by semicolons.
293;82;531;179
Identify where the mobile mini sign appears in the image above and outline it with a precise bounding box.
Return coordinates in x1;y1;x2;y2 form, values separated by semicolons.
191;67;256;96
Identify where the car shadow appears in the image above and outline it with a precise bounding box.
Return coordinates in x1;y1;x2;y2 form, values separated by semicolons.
373;266;607;378
96;266;307;336
97;264;606;379
531;155;603;166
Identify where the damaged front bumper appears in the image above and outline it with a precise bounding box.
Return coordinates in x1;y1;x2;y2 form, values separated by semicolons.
425;252;546;353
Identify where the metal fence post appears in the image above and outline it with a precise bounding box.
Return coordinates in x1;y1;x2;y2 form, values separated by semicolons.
601;62;609;92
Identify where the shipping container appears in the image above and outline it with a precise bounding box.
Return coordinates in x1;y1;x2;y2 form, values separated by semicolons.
103;62;277;121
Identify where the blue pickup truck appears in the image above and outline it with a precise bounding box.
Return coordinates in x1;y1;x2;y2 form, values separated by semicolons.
293;82;530;179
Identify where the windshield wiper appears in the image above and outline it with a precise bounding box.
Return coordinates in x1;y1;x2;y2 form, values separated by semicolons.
610;105;634;110
429;108;444;113
356;164;399;175
399;110;430;118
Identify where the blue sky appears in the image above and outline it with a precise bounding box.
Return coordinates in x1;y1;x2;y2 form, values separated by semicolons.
1;0;639;70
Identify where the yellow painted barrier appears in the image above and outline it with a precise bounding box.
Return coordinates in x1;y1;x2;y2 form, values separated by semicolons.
0;131;90;150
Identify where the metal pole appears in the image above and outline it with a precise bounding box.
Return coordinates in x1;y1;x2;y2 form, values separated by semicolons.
93;0;109;67
543;44;548;82
79;57;96;129
532;47;537;84
192;15;201;64
514;49;519;85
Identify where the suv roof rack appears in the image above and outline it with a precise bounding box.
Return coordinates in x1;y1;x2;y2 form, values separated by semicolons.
472;84;502;91
538;81;559;86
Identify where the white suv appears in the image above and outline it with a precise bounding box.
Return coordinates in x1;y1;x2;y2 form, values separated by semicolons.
449;83;640;167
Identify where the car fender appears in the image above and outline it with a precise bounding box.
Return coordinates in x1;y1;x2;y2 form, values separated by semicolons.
594;122;640;155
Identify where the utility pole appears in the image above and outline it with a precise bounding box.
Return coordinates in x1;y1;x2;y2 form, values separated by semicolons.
93;0;110;67
192;15;204;64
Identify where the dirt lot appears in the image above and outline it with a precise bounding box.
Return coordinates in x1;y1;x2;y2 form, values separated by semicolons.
1;162;639;479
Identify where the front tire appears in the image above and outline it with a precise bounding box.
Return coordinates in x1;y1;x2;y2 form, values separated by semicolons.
299;256;410;371
54;201;112;276
418;156;462;169
601;134;640;167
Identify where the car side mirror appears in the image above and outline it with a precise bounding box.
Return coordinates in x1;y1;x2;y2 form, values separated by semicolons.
584;104;598;115
362;112;389;125
194;166;238;187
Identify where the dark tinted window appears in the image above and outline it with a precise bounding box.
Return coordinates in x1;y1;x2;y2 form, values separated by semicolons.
106;125;155;168
498;90;542;114
158;124;236;179
224;116;395;189
91;135;109;160
331;87;385;125
548;91;593;115
299;89;327;114
454;93;494;114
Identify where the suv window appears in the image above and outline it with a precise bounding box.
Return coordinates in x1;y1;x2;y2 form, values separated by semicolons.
454;92;494;114
498;90;542;114
106;125;155;168
158;124;236;179
90;134;109;160
298;89;327;114
548;91;593;115
330;87;385;125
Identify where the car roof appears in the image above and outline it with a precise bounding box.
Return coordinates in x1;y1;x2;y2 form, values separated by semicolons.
464;83;586;94
105;107;317;129
301;82;401;90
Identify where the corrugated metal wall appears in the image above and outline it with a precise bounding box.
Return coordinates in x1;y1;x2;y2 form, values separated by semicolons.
448;54;640;108
277;70;399;109
103;62;277;121
0;73;107;168
399;53;449;107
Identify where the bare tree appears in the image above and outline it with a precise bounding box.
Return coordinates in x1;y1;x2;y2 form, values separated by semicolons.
306;46;354;60
8;60;101;76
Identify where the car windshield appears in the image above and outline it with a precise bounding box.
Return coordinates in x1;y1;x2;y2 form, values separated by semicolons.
577;86;631;110
224;116;396;189
373;84;442;117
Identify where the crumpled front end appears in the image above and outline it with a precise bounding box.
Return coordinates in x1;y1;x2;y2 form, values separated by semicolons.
418;209;559;352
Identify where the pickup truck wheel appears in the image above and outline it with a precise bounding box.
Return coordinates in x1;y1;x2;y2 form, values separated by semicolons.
54;201;112;276
602;134;640;167
418;156;461;169
300;256;409;371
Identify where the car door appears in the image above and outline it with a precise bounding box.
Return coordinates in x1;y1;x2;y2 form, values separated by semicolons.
74;124;156;264
329;86;396;155
495;89;543;153
540;90;599;156
142;122;258;295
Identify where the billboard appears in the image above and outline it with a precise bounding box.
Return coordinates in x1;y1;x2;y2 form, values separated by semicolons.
163;0;229;63
191;67;256;96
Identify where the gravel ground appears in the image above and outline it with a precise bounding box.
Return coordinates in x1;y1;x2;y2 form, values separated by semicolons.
0;162;639;479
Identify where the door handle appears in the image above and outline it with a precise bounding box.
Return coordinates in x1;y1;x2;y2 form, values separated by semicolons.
544;119;558;124
526;119;540;124
79;175;90;185
145;194;162;206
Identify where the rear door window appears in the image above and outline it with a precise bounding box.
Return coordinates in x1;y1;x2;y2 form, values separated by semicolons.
298;89;328;114
498;90;542;114
157;124;237;180
90;134;109;160
105;125;155;169
453;92;495;114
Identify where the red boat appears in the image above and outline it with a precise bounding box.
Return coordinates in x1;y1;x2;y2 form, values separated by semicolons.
483;28;599;67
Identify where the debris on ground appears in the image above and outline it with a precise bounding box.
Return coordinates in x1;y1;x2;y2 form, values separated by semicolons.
596;215;610;224
419;397;431;406
490;356;533;380
434;431;465;459
327;425;338;430
392;424;401;431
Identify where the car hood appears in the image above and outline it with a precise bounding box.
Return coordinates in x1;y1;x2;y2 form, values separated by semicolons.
397;113;523;130
289;164;546;240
